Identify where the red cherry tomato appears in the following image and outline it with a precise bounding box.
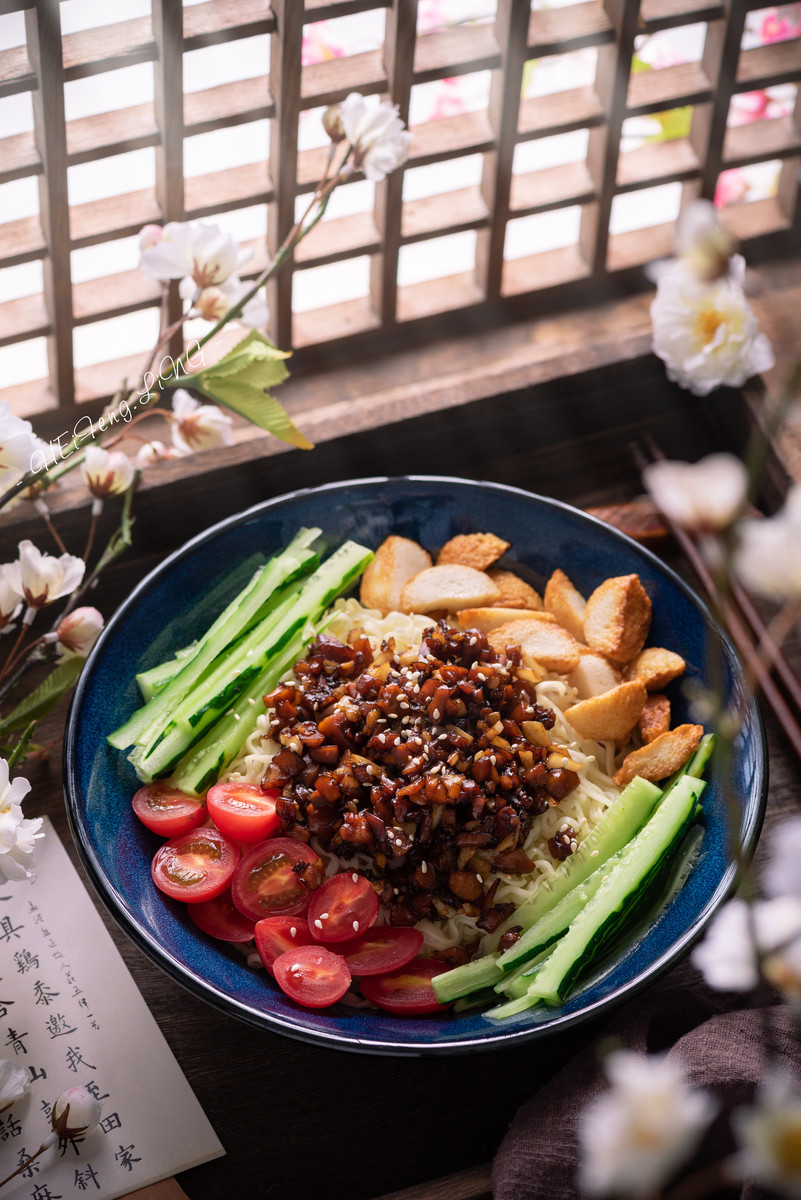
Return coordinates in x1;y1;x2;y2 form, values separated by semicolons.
188;889;257;942
151;826;240;904
231;837;324;921
206;782;280;843
254;916;316;974
307;871;379;943
272;944;351;1008
359;959;453;1015
132;781;206;838
338;926;424;976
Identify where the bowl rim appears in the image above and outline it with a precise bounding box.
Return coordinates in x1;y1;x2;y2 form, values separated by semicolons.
63;474;768;1055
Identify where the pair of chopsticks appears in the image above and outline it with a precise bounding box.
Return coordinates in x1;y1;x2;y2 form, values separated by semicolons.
632;436;801;767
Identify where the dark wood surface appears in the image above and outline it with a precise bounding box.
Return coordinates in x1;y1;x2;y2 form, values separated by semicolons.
10;356;800;1200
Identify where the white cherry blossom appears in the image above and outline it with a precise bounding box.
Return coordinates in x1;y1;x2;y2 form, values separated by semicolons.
643;452;748;532
194;279;269;329
0;755;43;885
0;1057;29;1113
735;484;801;602
135;440;186;468
139;221;251;295
81;445;135;499
51;1086;102;1139
55;607;104;659
763;816;801;903
732;1069;801;1196
578;1049;717;1197
2;541;85;619
339;93;412;182
0;576;22;633
138;223;163;252
692;896;801;992
0;402;38;488
169;390;234;455
651;255;774;396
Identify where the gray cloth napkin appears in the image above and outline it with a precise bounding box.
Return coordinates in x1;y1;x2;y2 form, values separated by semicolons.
492;962;795;1199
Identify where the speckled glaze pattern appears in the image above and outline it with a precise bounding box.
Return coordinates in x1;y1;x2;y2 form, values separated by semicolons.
63;477;767;1056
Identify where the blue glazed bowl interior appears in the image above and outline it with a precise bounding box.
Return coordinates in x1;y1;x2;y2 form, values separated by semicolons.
64;477;766;1055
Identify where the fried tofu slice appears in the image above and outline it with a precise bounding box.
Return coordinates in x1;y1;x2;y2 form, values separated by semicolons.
613;723;704;786
565;680;647;744
456;607;552;633
583;574;652;665
399;564;500;614
638;694;671;744
360;536;432;615
437;532;510;571
623;646;686;691
487;618;582;674
487;569;543;610
544;569;586;642
568;649;622;700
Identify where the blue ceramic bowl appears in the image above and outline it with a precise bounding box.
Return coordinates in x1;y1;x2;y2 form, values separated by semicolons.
64;477;767;1055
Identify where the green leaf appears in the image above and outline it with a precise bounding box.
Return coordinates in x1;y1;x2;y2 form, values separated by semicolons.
0;658;84;734
170;331;313;451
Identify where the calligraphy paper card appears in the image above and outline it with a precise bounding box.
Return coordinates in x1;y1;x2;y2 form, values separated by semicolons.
0;818;224;1200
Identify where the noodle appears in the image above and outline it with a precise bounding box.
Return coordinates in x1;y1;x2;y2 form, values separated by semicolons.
224;597;623;955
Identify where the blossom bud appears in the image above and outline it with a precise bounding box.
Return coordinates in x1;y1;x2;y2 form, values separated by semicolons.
322;103;345;143
51;1087;102;1139
135;440;186;468
56;607;104;659
81;446;135;499
138;224;163;252
0;1057;29;1113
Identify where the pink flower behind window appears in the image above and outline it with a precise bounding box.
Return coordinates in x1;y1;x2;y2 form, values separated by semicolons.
759;5;801;43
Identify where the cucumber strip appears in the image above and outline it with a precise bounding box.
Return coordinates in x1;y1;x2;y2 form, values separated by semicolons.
453;988;501;1013
108;528;321;752
432;954;502;1004
481;775;662;955
137;644;198;702
132;539;373;780
486;990;543;1020
169;622;316;795
494;947;551;997
496;862;616;975
523;775;705;1006
686;732;716;779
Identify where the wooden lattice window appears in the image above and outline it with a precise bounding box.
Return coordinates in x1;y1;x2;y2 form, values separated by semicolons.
1;0;800;429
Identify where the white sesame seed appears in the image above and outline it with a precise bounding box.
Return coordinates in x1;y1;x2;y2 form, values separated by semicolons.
489;755;496;765
431;709;441;721
400;702;409;711
421;861;427;874
314;919;323;929
476;873;483;883
291;963;302;972
352;873;358;883
233;713;241;721
320;912;329;920
247;697;256;706
353;920;360;932
290;926;297;937
590;849;599;857
438;732;448;740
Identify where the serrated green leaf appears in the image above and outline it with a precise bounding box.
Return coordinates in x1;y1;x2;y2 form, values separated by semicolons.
196;380;313;450
0;658;84;734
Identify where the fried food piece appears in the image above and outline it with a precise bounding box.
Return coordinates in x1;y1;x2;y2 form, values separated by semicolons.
400;565;500;614
487;569;543;610
565;680;647;744
638;694;671;744
437;532;510;571
613;723;704;786
487;618;582;674
568;649;621;700
544;569;587;642
360;536;432;615
623;646;686;691
456;607;552;633
583;574;652;665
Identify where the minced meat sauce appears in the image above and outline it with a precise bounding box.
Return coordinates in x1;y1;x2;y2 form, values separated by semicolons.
262;621;580;948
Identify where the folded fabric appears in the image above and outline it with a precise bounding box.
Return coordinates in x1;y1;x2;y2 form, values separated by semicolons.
492;960;792;1199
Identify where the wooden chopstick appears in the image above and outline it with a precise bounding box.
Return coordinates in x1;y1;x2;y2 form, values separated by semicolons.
633;440;801;767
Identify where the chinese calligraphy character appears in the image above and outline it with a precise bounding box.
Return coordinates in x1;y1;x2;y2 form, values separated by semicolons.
28;1065;47;1083
0;1112;21;1141
99;1113;121;1134
31;1185;62;1200
0;999;13;1019
65;1047;96;1074
82;1081;107;1102
59;1135;85;1157
0;916;23;942
15;1144;39;1178
32;980;59;1006
43;1014;77;1040
73;1164;100;1191
14;949;39;973
114;1144;141;1171
4;1028;28;1055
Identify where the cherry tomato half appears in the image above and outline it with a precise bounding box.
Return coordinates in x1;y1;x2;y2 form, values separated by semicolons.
338;926;424;976
254;916;316;974
231;837;324;921
188;889;257;942
307;871;379;943
132;781;206;838
272;944;351;1008
151;826;240;904
359;959;453;1015
206;782;281;843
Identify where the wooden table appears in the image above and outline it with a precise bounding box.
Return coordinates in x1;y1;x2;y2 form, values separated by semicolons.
14;353;801;1200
